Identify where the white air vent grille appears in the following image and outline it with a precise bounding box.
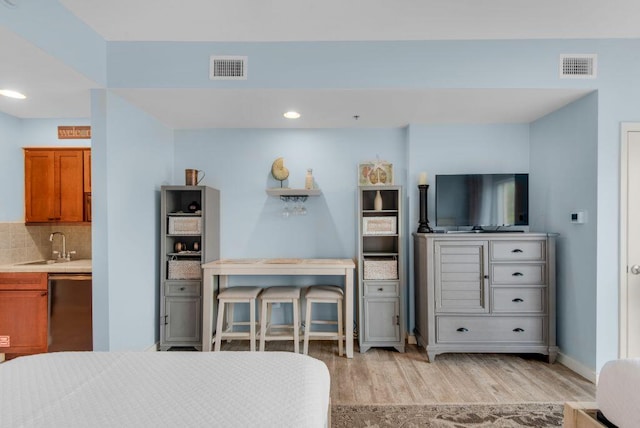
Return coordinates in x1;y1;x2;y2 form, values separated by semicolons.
210;56;247;80
560;54;597;79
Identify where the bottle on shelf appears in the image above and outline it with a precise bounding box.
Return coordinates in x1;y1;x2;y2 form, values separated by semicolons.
374;190;383;211
305;168;314;190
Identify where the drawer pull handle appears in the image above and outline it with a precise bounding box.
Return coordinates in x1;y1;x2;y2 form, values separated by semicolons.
513;328;525;332
512;298;524;303
512;249;523;253
378;287;384;291
456;327;469;332
512;272;524;276
180;287;186;291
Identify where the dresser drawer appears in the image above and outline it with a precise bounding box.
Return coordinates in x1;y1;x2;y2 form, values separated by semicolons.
165;281;201;297
364;281;398;297
492;288;545;313
491;264;545;285
436;316;545;344
490;240;545;261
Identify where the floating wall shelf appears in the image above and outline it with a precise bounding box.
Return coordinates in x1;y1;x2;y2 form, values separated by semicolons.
266;188;322;202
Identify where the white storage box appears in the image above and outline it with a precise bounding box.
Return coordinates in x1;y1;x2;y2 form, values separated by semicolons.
168;217;201;235
168;260;202;280
363;217;397;235
363;258;398;280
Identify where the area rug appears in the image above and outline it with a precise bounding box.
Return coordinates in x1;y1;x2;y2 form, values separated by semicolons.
331;402;564;427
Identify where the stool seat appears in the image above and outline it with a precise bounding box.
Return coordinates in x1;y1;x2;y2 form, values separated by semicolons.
261;286;301;299
218;287;262;299
305;285;343;299
214;286;262;352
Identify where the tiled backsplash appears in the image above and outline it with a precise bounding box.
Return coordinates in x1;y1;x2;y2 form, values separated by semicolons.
0;222;92;265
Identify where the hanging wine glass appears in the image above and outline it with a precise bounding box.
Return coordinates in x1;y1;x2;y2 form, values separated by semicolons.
282;200;290;218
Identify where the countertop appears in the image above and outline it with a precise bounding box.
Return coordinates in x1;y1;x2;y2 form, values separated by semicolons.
0;259;92;273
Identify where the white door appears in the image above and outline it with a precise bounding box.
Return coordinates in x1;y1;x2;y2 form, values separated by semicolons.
621;124;640;358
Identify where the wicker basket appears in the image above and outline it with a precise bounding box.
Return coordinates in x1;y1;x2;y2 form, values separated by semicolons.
363;258;398;280
168;260;202;280
168;217;201;235
363;216;397;235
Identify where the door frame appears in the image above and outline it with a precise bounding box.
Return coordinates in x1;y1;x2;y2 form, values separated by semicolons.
619;122;640;358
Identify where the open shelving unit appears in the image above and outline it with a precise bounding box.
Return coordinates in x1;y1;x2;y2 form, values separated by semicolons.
159;185;219;351
357;185;405;353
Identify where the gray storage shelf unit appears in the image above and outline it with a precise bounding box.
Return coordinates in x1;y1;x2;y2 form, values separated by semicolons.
160;185;220;351
357;185;405;353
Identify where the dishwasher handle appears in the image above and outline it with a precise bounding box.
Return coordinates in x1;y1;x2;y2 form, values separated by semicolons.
48;274;92;281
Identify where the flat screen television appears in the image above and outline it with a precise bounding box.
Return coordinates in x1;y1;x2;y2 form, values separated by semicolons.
435;173;529;229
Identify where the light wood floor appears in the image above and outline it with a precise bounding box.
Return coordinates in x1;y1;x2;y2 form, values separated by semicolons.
221;340;596;405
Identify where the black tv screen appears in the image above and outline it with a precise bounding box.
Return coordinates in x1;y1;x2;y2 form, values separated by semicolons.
435;173;529;228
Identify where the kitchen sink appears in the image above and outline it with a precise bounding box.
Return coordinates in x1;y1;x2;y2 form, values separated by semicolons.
17;260;58;265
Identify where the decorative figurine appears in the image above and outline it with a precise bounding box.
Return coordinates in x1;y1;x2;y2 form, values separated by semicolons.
271;157;290;187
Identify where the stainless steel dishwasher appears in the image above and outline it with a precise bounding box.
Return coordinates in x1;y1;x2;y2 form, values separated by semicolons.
48;274;93;352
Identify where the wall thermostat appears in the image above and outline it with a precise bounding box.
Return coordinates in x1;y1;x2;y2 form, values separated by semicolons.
571;211;587;224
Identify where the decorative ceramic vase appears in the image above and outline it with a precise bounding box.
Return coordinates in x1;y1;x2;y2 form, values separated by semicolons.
305;168;314;190
374;190;383;211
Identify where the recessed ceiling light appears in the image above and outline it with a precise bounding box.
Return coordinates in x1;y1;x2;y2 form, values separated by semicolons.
283;111;301;119
0;89;26;99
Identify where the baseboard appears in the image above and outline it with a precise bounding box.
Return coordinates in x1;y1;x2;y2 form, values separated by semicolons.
407;334;417;345
557;351;597;384
145;342;159;352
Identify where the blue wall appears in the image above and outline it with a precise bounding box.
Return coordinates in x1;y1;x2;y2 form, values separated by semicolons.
530;93;599;369
91;90;174;351
174;128;406;260
0;112;23;221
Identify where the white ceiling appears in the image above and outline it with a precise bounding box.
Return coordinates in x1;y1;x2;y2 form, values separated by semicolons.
2;0;637;128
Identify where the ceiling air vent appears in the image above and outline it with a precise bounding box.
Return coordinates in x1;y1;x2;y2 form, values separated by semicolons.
210;56;247;80
560;54;597;79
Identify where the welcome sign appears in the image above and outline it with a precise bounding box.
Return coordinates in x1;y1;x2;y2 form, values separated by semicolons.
58;126;91;139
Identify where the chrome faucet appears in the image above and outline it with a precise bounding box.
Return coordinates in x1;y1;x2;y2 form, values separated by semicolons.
49;232;66;260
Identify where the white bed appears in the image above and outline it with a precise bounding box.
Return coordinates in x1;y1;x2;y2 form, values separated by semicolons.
0;351;331;428
596;358;640;427
564;358;640;428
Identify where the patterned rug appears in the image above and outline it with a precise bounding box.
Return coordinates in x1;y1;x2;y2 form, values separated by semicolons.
331;402;564;427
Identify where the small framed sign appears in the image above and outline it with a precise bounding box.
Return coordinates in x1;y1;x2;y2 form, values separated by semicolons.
358;161;393;186
58;126;91;139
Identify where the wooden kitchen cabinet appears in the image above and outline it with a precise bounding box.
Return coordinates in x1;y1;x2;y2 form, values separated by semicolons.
0;273;48;357
24;148;90;223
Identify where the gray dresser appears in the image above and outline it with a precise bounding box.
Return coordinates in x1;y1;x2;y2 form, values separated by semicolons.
413;233;557;362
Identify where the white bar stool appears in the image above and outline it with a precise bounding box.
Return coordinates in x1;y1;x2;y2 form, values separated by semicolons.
303;285;344;356
214;287;262;352
259;286;301;353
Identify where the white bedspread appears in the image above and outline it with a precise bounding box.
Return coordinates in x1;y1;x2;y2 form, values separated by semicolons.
596;358;640;428
0;351;330;428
